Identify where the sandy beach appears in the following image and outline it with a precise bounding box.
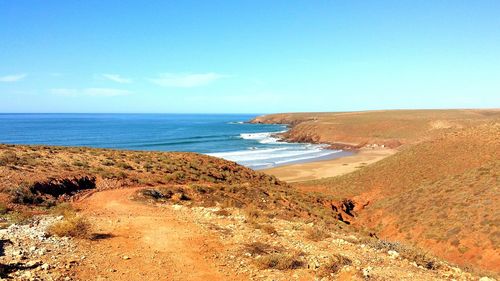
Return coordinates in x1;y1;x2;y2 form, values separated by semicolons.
262;147;396;182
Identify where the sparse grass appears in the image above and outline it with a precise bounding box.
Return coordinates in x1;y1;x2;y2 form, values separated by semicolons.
244;242;283;256
49;202;77;217
48;215;91;238
214;209;231;216
256;252;304;270
294;122;500;272
0;202;9;215
360;237;440;270
0;210;33;226
253;223;278;235
0;150;18;166
305;226;331;242
318;254;352;277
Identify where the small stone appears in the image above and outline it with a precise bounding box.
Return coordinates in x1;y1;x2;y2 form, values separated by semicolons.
37;248;47;255
122;255;130;260
388;250;400;258
41;263;50;270
26;260;42;267
362;266;372;278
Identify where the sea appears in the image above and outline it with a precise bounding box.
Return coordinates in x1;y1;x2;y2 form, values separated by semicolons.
0;114;348;170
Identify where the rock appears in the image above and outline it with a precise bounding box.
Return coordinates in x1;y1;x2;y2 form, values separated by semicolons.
26;260;42;267
41;263;50;270
308;258;320;269
362;266;372;278
122;255;131;260
12;249;24;258
37;248;47;256
479;277;495;281
21;271;33;279
388;250;400;258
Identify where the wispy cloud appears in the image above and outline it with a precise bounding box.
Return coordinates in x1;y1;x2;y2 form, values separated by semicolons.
84;88;130;96
0;73;27;82
148;72;226;88
100;73;132;84
50;88;130;97
49;88;79;97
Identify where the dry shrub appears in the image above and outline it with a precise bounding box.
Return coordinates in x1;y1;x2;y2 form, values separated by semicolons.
48;215;91;238
4;211;33;225
253;223;278;235
305;226;331;242
214;209;231;216
0;150;18;166
244;206;278;235
245;206;271;225
220;197;242;209
0;202;9;215
140;188;172;200
10;185;43;205
318;254;352;277
244;242;283;256
49;202;77;217
171;192;190;201
400;249;439;270
361;237;440;270
256;252;304;270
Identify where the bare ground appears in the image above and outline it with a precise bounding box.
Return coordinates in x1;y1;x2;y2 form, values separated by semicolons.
73;187;246;281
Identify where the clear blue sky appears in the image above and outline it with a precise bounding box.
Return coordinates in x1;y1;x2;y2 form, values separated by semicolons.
1;1;499;113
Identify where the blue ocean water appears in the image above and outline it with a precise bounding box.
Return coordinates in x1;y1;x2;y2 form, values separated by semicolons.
0;114;345;169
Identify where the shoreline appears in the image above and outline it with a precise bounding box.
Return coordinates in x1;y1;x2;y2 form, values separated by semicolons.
261;147;396;182
251;149;355;170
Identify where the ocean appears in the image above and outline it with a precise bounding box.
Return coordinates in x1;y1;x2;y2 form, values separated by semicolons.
0;114;347;170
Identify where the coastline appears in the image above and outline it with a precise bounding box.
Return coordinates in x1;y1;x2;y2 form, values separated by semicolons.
251;149;355;170
248;117;397;180
261;147;396;182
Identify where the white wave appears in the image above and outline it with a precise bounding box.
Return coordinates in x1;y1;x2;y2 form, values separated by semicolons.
239;131;287;144
208;147;288;158
209;145;341;169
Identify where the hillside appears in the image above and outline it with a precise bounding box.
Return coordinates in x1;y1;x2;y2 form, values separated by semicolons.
251;109;500;149
295;123;500;273
0;144;491;280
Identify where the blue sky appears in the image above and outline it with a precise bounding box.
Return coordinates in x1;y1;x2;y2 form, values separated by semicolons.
1;1;499;113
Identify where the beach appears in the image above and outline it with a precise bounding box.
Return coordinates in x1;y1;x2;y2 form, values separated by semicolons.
262;147;396;182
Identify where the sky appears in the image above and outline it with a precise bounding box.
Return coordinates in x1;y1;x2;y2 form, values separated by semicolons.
1;0;499;113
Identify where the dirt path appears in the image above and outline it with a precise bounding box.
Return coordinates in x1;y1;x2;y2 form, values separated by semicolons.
73;188;244;281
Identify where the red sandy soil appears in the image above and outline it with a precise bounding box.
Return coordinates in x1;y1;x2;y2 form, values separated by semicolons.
295;123;500;273
74;187;247;281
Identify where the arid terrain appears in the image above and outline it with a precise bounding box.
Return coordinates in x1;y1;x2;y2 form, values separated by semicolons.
0;109;499;280
253;109;500;275
251;109;500;149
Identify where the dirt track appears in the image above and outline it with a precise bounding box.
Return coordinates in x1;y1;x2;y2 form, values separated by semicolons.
73;188;244;281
